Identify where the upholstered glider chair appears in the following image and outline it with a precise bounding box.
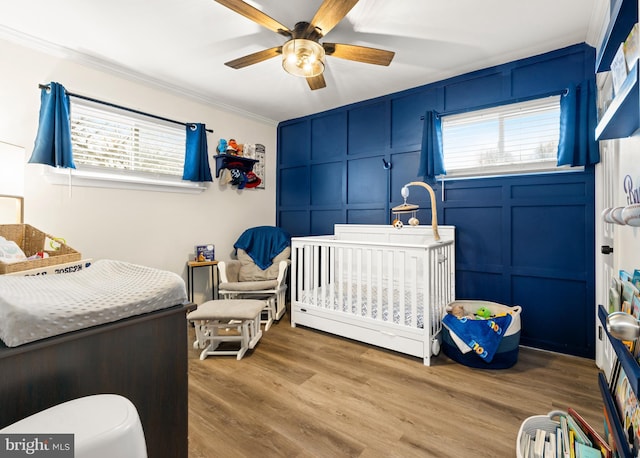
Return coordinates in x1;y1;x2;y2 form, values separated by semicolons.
218;226;291;329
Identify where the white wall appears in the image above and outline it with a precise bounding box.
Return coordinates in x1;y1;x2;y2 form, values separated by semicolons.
0;37;278;300
615;135;640;273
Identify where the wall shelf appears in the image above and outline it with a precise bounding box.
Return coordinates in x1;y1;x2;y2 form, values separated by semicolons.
596;61;640;140
595;0;639;140
598;304;638;457
599;304;640;397
213;154;258;178
598;373;633;458
596;0;638;72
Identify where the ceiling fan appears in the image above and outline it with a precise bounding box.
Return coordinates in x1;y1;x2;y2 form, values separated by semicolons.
215;0;395;90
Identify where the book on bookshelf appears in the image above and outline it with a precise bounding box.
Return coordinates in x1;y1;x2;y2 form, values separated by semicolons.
624;23;639;71
596;71;614;121
621;280;638;305
609;286;621;313
620;270;633;283
610;42;628;94
632;269;640;291
613;370;640;455
633;295;640;320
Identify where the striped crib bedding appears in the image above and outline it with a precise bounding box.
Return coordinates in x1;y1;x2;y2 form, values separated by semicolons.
301;283;428;328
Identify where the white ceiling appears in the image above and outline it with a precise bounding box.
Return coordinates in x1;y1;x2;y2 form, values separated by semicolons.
0;0;606;124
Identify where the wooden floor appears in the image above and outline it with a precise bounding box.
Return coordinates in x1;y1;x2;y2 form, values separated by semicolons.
187;313;604;458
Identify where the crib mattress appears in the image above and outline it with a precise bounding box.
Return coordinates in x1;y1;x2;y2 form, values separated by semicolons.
301;284;429;328
0;259;188;347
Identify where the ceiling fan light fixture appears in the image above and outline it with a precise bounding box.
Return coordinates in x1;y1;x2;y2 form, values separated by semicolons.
282;39;325;78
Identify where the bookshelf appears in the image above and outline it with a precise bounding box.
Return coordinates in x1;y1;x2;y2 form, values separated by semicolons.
598;304;636;457
596;61;639;140
596;0;638;73
595;0;639;140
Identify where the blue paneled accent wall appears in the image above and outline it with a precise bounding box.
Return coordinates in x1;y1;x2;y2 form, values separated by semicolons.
277;43;596;358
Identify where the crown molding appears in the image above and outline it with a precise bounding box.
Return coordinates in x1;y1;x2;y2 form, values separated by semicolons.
0;25;278;126
585;0;610;48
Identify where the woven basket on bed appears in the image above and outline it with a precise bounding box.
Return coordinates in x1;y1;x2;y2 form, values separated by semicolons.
0;224;81;274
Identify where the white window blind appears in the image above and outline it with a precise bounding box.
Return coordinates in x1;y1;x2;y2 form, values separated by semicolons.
441;96;569;177
70;99;186;177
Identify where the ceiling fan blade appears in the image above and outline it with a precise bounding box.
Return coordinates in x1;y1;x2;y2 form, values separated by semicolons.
323;43;395;66
306;74;326;90
225;46;282;69
310;0;359;36
214;0;291;36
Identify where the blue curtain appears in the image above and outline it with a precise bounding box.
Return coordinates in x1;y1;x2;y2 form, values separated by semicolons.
557;79;600;167
28;82;75;168
183;123;213;182
418;110;446;180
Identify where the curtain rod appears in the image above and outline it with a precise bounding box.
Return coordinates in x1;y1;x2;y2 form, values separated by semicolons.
38;84;214;133
419;90;569;120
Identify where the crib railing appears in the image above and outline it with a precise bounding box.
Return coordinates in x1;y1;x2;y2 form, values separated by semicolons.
291;236;454;332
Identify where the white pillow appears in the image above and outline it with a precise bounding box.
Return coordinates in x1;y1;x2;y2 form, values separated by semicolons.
0;236;28;264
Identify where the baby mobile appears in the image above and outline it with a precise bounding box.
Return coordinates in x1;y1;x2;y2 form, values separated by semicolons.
391;185;420;229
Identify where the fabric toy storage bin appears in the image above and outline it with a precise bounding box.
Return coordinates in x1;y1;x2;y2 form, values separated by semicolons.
442;300;521;369
516;410;564;458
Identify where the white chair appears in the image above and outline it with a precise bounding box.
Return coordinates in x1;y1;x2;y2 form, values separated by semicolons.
218;227;291;328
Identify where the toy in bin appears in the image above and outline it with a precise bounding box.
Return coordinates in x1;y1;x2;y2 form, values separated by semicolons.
442;300;522;369
195;244;215;262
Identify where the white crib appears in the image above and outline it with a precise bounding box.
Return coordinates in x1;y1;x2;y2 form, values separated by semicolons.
291;224;455;366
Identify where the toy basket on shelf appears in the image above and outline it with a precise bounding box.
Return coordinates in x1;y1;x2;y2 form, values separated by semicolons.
516;410;565;458
0;224;80;274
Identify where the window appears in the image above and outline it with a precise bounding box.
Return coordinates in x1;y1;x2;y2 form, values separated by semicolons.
441;96;575;178
45;98;204;193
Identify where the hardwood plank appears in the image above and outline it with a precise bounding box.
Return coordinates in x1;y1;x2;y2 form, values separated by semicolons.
188;314;604;457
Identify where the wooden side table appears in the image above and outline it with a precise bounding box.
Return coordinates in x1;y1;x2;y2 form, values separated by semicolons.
186;260;219;303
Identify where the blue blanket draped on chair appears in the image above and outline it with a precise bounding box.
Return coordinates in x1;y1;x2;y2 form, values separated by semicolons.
233;226;291;270
442;314;512;363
